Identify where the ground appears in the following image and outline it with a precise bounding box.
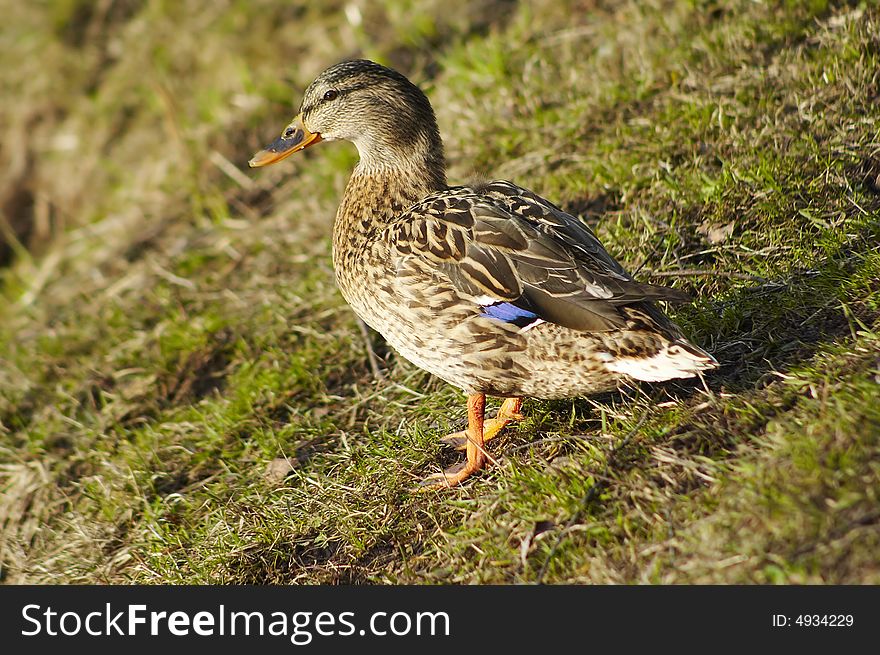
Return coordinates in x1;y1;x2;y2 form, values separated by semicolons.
0;0;878;584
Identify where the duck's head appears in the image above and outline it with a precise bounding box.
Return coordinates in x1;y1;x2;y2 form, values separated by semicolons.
249;59;444;178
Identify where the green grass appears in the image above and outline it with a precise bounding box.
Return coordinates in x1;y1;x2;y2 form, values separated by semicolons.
1;0;879;584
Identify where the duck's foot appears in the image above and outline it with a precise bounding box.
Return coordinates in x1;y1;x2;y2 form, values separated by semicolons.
418;460;482;489
440;397;524;450
417;393;488;490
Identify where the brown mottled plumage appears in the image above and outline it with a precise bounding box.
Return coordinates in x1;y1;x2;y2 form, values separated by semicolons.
250;59;717;487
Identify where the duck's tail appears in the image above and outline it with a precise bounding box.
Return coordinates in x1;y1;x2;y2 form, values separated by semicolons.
603;339;719;382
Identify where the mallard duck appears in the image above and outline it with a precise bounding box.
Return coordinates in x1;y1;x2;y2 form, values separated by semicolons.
249;59;717;488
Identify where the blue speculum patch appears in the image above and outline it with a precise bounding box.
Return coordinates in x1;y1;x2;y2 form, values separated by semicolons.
480;301;540;328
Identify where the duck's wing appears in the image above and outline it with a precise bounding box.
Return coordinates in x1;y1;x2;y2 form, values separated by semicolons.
390;183;688;333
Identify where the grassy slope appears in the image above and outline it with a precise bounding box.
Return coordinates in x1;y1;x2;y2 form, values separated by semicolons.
1;0;878;584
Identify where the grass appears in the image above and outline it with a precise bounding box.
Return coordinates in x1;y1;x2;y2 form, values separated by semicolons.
1;0;879;584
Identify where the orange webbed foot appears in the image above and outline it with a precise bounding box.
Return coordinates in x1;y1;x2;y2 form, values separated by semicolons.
417;393;494;490
439;397;524;450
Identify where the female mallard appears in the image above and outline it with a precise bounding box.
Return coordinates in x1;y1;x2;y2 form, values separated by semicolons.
250;59;717;487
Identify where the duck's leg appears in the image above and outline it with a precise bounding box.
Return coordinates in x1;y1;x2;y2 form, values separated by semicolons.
440;396;524;450
420;393;489;488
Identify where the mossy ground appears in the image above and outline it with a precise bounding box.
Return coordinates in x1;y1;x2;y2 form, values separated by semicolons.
1;0;878;584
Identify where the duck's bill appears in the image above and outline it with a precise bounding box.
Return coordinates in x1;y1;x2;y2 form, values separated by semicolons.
248;114;322;167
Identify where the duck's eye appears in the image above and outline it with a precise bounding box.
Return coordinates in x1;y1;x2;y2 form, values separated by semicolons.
323;89;339;102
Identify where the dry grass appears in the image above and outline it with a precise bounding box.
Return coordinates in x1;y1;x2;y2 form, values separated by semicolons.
1;0;879;584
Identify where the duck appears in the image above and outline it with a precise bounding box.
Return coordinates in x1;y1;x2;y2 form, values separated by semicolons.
249;59;717;488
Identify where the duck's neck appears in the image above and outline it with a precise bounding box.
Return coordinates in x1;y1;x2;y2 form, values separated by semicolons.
335;143;448;241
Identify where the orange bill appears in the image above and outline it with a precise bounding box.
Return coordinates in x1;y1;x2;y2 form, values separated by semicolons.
248;113;322;167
